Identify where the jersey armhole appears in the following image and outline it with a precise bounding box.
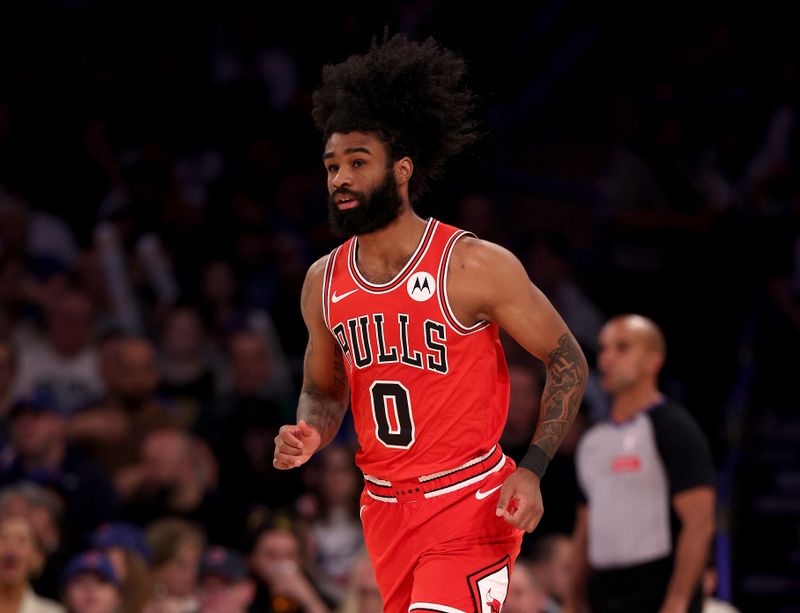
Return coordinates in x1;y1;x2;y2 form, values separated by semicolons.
436;231;492;336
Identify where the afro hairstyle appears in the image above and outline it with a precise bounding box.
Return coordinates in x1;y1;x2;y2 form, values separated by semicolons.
311;32;480;201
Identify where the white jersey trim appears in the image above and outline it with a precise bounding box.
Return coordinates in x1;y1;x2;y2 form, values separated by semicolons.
322;247;340;330
436;230;491;336
347;218;438;293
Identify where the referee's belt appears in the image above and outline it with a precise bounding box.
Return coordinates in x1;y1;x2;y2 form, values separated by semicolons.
362;444;507;503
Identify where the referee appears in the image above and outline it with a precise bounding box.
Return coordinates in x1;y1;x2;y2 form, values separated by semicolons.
565;315;715;613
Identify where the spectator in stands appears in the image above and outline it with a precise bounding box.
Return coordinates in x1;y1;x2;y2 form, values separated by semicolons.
0;195;80;273
90;523;154;613
248;518;329;613
14;289;104;414
0;515;64;612
125;428;249;550
146;518;204;613
528;534;573;612
196;546;254;613
157;306;216;423
0;482;67;600
503;559;548;613
523;236;604;360
335;552;381;613
69;336;187;493
0;392;119;540
220;330;292;418
61;551;121;613
300;444;363;604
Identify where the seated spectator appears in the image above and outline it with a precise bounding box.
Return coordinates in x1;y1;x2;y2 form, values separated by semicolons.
0;515;64;612
0;482;67;600
13;289;104;415
124;428;249;550
90;523;154;613
197;546;254;613
69;336;188;491
503;559;548;613
249;518;329;613
157;306;217;424
528;534;573;612
335;552;381;613
61;551;121;613
216;329;292;421
0;392;119;541
146;518;204;613
299;444;363;604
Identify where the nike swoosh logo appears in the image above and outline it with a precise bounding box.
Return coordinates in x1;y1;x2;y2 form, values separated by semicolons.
475;484;503;500
332;289;358;303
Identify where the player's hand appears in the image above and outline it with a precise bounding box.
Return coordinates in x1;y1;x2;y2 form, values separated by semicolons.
495;468;543;533
273;420;322;470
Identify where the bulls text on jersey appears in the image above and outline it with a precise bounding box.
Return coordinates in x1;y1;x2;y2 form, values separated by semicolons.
331;313;448;374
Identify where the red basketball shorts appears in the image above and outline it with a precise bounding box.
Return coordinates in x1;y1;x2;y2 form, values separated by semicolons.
359;446;523;613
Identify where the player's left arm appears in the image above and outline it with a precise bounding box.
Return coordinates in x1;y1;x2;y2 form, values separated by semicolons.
449;238;589;532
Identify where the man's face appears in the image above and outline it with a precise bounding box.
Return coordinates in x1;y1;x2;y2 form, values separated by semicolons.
323;131;403;238
597;321;657;395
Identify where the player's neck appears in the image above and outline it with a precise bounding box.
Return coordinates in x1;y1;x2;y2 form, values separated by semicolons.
610;384;663;423
356;209;428;267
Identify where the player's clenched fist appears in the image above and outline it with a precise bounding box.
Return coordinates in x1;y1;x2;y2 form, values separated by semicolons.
273;420;322;470
495;468;544;533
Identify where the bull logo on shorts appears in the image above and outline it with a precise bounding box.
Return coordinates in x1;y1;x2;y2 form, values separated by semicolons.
485;589;502;613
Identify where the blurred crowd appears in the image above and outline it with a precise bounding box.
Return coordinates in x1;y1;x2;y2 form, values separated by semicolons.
0;1;798;611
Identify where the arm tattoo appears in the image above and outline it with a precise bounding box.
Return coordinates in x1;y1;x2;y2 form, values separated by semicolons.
297;276;349;448
532;333;588;457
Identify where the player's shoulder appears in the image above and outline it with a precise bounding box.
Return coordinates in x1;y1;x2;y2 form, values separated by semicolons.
306;254;330;282
301;254;331;316
449;235;522;276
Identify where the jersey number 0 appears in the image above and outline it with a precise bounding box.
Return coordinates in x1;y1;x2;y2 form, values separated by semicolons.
370;381;415;448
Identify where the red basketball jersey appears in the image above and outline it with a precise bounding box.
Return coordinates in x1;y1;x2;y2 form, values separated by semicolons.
322;218;510;480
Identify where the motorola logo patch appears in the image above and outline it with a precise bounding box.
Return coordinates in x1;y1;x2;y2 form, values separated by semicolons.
407;272;435;302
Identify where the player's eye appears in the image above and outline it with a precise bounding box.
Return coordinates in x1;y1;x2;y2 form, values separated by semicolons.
352;159;366;168
326;164;339;173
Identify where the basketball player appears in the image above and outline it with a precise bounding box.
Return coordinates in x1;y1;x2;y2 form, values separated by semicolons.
273;34;588;613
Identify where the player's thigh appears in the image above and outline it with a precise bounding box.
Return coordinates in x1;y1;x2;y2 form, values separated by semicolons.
409;532;522;613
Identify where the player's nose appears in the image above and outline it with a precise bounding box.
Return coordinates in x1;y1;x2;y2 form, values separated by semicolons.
331;167;353;189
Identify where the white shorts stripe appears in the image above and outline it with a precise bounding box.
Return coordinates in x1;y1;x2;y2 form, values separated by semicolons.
366;490;397;503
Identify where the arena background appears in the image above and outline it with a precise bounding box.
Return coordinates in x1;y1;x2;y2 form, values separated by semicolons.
0;1;797;610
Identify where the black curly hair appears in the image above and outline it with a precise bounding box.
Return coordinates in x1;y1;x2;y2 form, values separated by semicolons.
311;32;480;201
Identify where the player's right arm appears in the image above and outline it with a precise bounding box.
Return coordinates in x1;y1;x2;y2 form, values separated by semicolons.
273;256;349;470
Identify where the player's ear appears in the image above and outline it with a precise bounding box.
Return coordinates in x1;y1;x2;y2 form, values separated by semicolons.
394;156;414;186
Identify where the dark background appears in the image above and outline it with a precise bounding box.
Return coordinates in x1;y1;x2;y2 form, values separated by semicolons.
1;1;798;609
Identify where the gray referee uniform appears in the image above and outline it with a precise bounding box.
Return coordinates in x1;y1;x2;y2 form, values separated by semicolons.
576;398;715;613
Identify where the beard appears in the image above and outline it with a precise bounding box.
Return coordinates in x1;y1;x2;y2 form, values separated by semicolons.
328;169;403;238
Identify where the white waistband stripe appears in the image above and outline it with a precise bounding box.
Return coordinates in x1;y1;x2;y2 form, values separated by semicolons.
424;455;506;499
409;603;468;613
419;445;498;482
